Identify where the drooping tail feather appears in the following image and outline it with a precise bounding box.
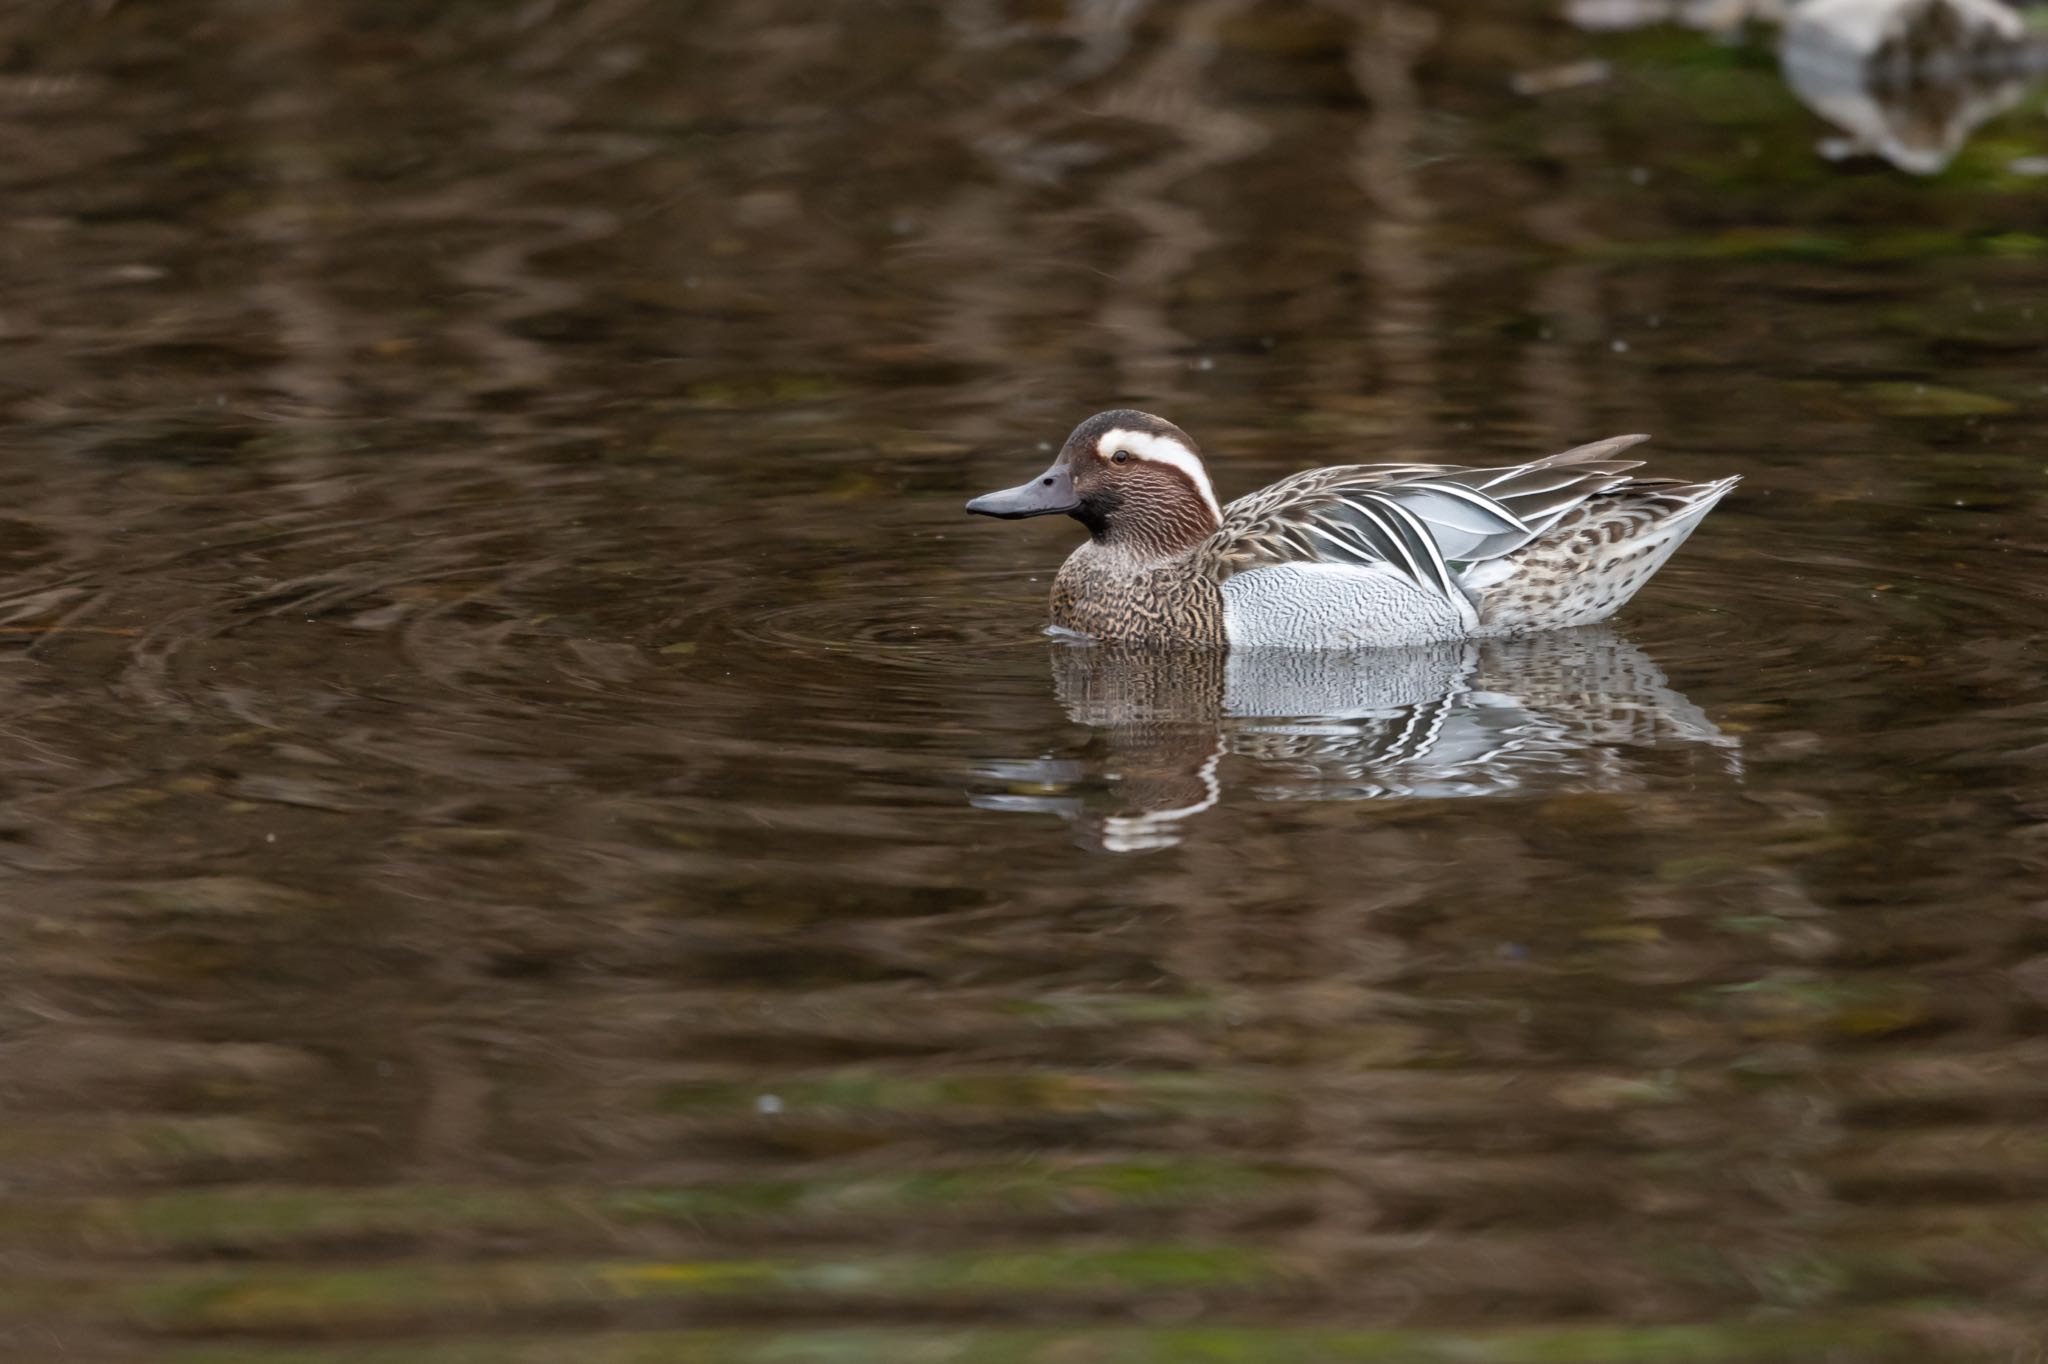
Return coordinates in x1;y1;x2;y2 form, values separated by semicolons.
1470;475;1739;634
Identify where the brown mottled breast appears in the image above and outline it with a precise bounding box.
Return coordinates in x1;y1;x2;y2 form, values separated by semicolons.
1048;543;1225;646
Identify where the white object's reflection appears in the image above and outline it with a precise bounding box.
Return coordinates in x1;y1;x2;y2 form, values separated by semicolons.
973;628;1739;852
1781;0;2045;175
1565;0;1785;34
1563;0;2048;176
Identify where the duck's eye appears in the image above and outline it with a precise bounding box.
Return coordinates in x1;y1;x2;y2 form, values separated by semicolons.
1110;450;1129;464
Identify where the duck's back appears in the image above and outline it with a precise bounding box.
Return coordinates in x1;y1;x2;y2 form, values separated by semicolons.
1204;437;1736;648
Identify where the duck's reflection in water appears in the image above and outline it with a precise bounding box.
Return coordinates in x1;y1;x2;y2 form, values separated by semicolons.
974;628;1738;852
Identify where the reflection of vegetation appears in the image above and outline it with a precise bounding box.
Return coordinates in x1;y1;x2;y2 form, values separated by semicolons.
28;1246;1295;1332
0;1160;1301;1251
158;1320;1916;1364
661;1070;1288;1116
1847;379;2014;416
683;373;852;408
1586;227;2048;262
1706;972;1933;1037
0;1116;305;1171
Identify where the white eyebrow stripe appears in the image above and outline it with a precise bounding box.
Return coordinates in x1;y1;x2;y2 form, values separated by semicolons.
1101;427;1223;523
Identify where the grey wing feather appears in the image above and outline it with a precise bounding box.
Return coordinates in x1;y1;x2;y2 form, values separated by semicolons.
1313;495;1460;599
1392;434;1651;558
1375;482;1529;560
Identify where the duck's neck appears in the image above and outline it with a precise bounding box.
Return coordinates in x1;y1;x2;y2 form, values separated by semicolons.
1081;503;1219;562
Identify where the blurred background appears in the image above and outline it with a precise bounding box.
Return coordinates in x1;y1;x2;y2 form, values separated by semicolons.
2;0;2047;1360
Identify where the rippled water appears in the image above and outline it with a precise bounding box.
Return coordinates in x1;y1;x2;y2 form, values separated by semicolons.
3;1;2048;1361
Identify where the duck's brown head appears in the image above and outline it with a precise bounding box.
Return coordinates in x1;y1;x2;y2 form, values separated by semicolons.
965;409;1223;556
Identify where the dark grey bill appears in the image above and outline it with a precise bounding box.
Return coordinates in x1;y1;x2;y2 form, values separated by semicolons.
965;463;1080;519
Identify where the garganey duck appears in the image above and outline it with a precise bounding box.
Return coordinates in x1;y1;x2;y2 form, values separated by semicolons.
966;409;1736;649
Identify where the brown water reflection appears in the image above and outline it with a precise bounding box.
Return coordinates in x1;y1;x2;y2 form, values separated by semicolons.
1;1;2047;1361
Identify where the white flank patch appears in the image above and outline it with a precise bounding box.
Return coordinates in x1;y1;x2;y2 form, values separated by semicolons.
1221;561;1477;648
1099;428;1223;523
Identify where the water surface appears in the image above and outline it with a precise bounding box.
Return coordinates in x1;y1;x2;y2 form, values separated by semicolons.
2;2;2047;1360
